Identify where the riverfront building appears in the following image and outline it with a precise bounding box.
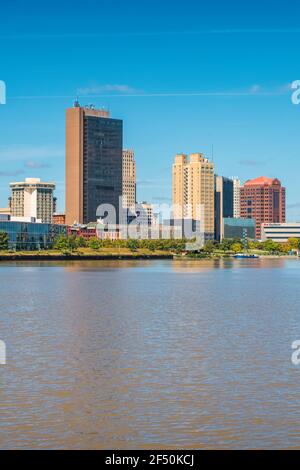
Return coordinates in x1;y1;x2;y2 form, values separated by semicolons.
10;178;55;224
0;217;66;250
172;153;215;240
223;217;256;240
215;176;234;241
240;176;286;239
261;223;300;242
68;223;97;240
122;150;136;209
66;102;123;226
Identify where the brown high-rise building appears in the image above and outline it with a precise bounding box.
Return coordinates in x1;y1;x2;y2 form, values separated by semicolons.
240;176;286;239
66;102;123;225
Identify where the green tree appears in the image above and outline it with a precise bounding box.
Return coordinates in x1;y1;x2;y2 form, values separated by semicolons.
147;241;156;252
288;238;299;250
54;235;77;253
126;239;139;251
88;237;102;250
0;232;9;251
76;236;87;248
54;235;70;252
278;242;290;254
203;240;216;253
248;240;258;250
263;239;278;253
231;242;243;253
219;239;234;251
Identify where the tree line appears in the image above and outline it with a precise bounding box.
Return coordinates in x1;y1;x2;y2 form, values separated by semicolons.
0;230;299;254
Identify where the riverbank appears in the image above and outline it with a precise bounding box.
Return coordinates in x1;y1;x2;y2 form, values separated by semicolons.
0;250;298;261
0;248;174;261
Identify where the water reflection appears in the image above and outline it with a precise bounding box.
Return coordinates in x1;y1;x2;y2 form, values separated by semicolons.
0;259;300;449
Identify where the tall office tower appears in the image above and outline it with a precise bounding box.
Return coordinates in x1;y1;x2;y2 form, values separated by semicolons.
10;178;55;223
66;102;123;225
240;176;286;239
232;177;241;218
122;149;136;209
214;176;234;241
172;153;215;240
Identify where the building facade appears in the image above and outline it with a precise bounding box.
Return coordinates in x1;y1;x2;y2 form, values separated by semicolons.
232;177;241;218
215;176;234;241
53;213;66;225
172;153;215;240
122;149;136;209
135;202;155;226
68;223;97;240
240;176;286;239
223;217;256;240
10;178;55;223
261;223;300;242
0;219;66;250
0;208;11;216
66;102;123;225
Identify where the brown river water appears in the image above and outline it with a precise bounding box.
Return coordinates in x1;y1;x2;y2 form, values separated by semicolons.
0;258;300;449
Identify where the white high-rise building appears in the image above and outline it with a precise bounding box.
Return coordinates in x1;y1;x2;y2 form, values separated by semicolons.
10;178;56;223
232;177;241;218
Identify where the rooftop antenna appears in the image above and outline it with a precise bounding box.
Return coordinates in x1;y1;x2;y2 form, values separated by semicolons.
211;144;214;162
73;96;80;107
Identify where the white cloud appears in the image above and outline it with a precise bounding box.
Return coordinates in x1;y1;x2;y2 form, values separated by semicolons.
24;160;51;169
77;84;138;95
249;84;262;94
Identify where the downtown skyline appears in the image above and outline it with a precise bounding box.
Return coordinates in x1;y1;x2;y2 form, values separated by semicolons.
1;0;300;219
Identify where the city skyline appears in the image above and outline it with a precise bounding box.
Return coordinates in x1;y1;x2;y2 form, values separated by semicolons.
1;1;300;220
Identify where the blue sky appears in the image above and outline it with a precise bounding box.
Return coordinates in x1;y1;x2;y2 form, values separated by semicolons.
0;0;300;218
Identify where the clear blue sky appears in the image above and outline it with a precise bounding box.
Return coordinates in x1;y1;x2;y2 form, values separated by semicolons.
1;0;300;219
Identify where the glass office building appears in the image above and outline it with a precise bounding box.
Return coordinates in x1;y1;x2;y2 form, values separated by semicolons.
0;220;67;250
66;105;123;225
223;217;256;240
83;114;123;224
215;176;234;241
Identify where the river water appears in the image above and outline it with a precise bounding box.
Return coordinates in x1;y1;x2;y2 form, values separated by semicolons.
0;258;300;449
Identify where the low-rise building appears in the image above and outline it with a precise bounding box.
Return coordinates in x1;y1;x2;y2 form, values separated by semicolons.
223;217;256;240
96;222;120;240
261;223;300;242
53;213;66;225
68;223;97;240
0;219;66;250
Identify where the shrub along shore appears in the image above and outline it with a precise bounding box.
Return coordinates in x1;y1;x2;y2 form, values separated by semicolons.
0;233;299;260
